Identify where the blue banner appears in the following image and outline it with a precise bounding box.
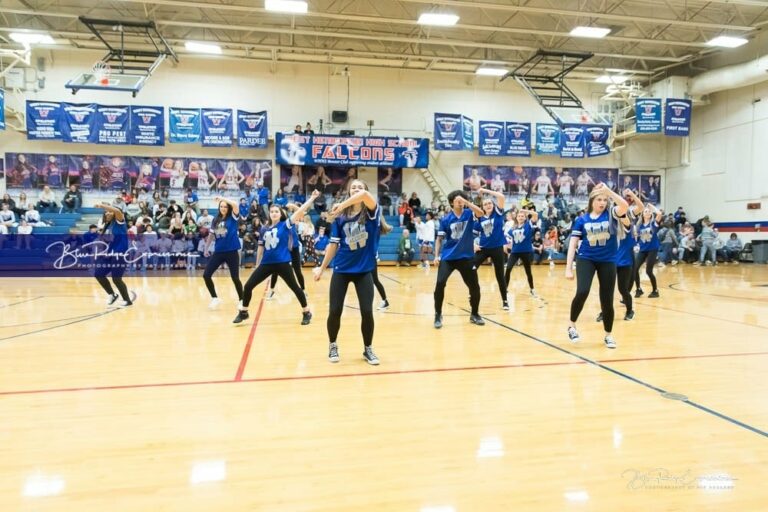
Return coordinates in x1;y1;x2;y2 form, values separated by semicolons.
535;123;561;155
60;103;98;143
664;99;692;136
636;98;661;133
505;122;531;157
26;101;62;140
478;121;504;156
95;105;129;145
584;125;611;157
237;110;268;148
0;89;5;130
276;133;429;168
434;113;463;150
461;115;474;150
130;106;165;146
201;108;233;147
560;124;586;158
169;107;201;143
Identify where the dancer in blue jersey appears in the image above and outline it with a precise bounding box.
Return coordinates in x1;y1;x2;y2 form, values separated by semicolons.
234;190;319;325
504;207;540;298
472;188;509;309
633;203;664;298
433;190;485;329
266;205;306;300
202;197;244;309
314;180;381;365
94;203;137;308
565;184;628;349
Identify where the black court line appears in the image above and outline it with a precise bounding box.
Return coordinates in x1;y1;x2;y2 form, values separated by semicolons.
0;309;120;342
636;301;768;331
668;282;768;303
379;272;410;287
0;313;109;329
448;302;768;439
0;296;44;309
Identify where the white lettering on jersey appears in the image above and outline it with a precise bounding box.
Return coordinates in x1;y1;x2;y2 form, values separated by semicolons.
450;221;468;240
481;218;495;238
584;221;611;246
512;228;526;244
639;227;653;243
263;228;279;250
343;222;368;250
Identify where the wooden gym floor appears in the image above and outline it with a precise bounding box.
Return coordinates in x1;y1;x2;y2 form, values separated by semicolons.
0;263;766;511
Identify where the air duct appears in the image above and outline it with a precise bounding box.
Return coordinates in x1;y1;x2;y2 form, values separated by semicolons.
689;55;768;97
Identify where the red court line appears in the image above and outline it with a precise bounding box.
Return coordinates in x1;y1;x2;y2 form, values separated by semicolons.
1;350;767;398
234;292;267;381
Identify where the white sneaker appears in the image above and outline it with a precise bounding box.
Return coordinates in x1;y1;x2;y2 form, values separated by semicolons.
604;334;617;349
209;297;221;310
266;290;276;300
118;290;137;308
567;326;580;343
377;299;390;310
106;293;119;307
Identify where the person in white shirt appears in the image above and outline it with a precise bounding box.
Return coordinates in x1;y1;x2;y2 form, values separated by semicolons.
23;204;46;226
37;186;58;213
16;220;33;249
196;209;214;229
415;212;436;267
1;203;17;229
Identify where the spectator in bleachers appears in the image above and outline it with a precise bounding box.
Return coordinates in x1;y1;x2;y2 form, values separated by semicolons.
121;189;133;205
256;181;270;217
167;200;183;218
62;185;82;213
183;211;198;235
313;190;327;213
397;228;415;266
520;193;534;211
720;233;743;264
241;232;257;267
0;223;7;248
155;233;173;269
304;122;315;135
677;232;696;264
274;188;288;207
14;192;31;218
1;203;17;230
248;217;263;237
184;187;199;213
695;219;718;266
532;231;545;264
197;209;214;230
398;196;413;228
148;191;160;210
294;124;303;134
37;186;58;213
379;193;394;217
15;219;33;249
313;226;329;265
168;212;184;237
315;212;330;233
408;192;422;216
137;187;151;205
657;221;678;265
23;204;46;227
1;193;16;213
125;199;143;221
160;188;171;203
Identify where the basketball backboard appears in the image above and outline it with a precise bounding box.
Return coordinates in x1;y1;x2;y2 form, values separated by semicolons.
65;71;147;97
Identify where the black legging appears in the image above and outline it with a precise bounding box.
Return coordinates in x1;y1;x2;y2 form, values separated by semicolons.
203;250;243;300
434;258;480;316
270;246;305;291
94;257;131;302
372;266;387;301
634;250;658;291
473;246;507;302
505;252;534;290
570;258;617;333
243;262;307;309
617;264;633;314
328;271;375;347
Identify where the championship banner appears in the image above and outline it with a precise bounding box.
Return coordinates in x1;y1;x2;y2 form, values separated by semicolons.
0;89;5;130
169;107;201;143
635;98;662;133
461;115;475;150
505;122;531;157
60;103;98;143
434;113;463;150
237;110;268;148
535;123;561;155
478;121;505;156
664;99;692;136
560;124;586;158
26;101;62;140
275;133;429;168
584;124;611;158
95;105;130;145
201;108;233;147
129;106;165;146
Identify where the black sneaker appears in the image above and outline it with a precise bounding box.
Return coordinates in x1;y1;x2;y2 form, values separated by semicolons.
502;300;509;311
363;346;380;365
624;310;635;321
604;334;617;349
596;312;603;322
567;326;580;343
232;310;250;324
648;290;660;298
434;313;443;329
106;293;119;307
470;314;485;326
635;288;644;298
301;311;312;325
328;342;340;363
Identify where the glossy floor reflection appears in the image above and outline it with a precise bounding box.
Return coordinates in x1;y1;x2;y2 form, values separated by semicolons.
1;263;766;510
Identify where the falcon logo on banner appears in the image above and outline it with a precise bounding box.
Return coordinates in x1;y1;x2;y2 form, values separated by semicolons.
0;89;5;130
461;116;475;150
61;103;98;143
505;122;531;157
434;113;463;150
636;98;661;133
664;99;692;136
26;101;62;140
169;107;201;143
560;124;586;158
96;106;129;145
535;123;561;155
201;108;233;147
584;125;611;157
237;110;268;148
478;121;505;156
130;106;165;146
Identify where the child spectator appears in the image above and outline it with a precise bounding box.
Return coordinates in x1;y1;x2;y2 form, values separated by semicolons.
313;226;329;265
397;228;415;266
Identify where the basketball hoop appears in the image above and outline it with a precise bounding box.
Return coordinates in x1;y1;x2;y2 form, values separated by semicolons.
93;61;111;86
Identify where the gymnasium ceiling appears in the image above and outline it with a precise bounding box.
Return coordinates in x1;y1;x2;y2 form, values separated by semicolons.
1;0;767;81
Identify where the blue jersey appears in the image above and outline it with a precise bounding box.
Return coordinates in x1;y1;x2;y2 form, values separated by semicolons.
637;221;660;252
213;212;240;252
477;206;506;249
259;218;294;265
508;221;536;254
330;206;380;273
572;208;620;263
615;224;636;267
438;208;475;261
104;219;128;253
314;234;329;251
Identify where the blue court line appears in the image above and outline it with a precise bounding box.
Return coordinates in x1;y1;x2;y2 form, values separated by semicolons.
448;302;768;439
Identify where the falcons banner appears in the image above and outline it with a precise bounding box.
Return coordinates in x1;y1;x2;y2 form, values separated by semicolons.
201;108;233;147
237;110;268;148
276;133;429;168
169;107;201;143
60;103;98;143
95;105;130;145
129;106;165;146
664;98;692;136
584;124;611;157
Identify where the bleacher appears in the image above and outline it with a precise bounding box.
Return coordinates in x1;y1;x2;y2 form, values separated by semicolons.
0;212;83;268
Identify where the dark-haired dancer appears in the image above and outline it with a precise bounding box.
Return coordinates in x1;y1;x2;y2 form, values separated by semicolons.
94;203;137;308
633;204;664;298
202;197;244;309
473;188;509;310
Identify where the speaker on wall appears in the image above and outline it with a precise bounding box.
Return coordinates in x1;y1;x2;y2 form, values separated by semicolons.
339;129;355;136
332;110;348;123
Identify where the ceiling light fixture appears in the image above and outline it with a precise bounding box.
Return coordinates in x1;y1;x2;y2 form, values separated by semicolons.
706;36;748;48
570;26;611;38
475;67;508;76
417;13;460;26
184;41;223;54
9;32;55;46
265;0;308;14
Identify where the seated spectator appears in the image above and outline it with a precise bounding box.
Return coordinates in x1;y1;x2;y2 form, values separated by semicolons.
197;209;214;230
720;233;743;264
274;188;288;207
0;223;7;249
543;226;560;261
315;212;330;233
379;193;394;217
167;200;183;218
183;214;198;236
1;193;16;212
294;124;303;134
532;231;544;264
398;198;414;229
196;236;210;269
14;192;32;218
408;192;422;216
0;203;17;229
304;122;315;135
242;232;257;267
121;188;133;205
313;226;329;265
112;194;127;213
313;191;327;213
249;216;263;236
23;204;47;227
520;193;535;211
169;212;184;237
16;219;33;249
397;228;415;266
154;203;171;231
293;190;306;204
137;187;152;206
184;187;199;213
125;199;143;221
62;185;82;213
678;233;697;263
37;186;58;213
